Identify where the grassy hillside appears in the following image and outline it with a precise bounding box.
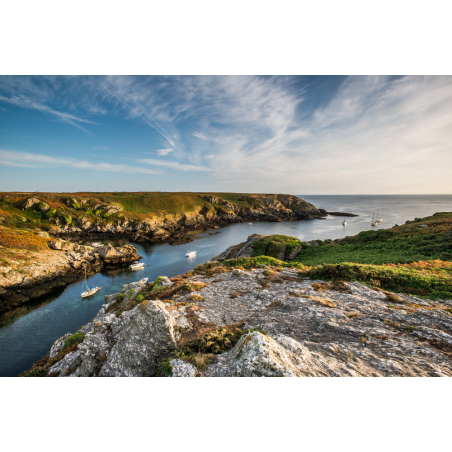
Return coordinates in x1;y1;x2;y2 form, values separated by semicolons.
210;211;452;300
251;213;452;265
0;191;298;231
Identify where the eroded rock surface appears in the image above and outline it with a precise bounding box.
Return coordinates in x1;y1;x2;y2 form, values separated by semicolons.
37;266;452;377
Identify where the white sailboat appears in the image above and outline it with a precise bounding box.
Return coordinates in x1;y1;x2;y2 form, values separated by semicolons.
81;268;101;298
375;208;383;223
371;209;378;226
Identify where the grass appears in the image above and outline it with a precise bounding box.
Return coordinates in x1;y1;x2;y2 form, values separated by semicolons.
0;191;299;229
191;214;452;300
247;212;452;266
0;225;50;251
61;332;86;353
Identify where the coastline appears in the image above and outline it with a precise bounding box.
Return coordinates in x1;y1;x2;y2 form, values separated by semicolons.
1;192;355;315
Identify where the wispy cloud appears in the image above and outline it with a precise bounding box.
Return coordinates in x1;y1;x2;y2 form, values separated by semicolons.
0;150;162;175
139;158;211;172
94;146;112;151
1;75;452;193
156;148;173;156
0;94;96;134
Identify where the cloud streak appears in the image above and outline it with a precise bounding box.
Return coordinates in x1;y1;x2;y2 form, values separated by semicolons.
0;94;96;134
139;158;211;172
0;150;162;175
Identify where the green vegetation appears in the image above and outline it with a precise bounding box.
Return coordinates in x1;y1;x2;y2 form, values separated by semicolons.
21;367;49;377
156;360;173;377
249;213;452;266
61;332;86;353
192;212;452;300
252;234;303;258
135;293;145;303
152;276;165;290
157;326;268;375
307;262;452;299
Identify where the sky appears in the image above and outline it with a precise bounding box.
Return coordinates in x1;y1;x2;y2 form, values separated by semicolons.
0;75;451;194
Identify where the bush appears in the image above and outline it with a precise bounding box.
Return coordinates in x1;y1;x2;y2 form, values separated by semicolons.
61;332;86;353
22;367;49;377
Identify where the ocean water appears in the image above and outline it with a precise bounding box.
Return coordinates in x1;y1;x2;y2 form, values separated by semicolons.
1;194;451;377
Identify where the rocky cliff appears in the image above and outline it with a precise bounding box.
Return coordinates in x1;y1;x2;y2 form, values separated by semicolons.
25;261;452;377
0;241;140;314
1;192;328;244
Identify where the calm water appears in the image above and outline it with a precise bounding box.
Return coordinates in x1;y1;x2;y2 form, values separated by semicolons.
1;195;451;376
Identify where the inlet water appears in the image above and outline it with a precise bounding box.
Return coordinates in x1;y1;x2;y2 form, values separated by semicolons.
1;195;451;376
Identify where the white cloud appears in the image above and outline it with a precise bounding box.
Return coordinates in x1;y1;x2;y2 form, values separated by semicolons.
0;150;162;175
94;146;112;151
156;148;173;156
139;158;211;172
0;94;96;134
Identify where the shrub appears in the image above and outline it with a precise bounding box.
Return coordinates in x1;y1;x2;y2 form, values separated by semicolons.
61;332;86;353
156;360;172;377
22;367;49;377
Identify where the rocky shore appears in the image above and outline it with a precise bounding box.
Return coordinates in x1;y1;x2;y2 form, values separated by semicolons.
0;240;140;314
24;258;452;377
49;194;328;243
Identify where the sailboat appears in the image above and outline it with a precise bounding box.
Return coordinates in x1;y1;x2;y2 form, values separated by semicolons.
375;208;383;223
81;268;101;298
342;218;347;226
371;209;378;226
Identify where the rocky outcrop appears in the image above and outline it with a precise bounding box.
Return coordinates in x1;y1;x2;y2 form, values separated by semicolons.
46;194;330;243
0;241;141;314
213;234;264;261
213;233;303;261
33;263;452;377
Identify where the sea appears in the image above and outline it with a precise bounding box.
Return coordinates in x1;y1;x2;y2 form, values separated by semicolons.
1;194;451;377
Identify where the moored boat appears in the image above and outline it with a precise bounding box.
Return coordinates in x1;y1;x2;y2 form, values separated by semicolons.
81;268;101;298
129;261;145;270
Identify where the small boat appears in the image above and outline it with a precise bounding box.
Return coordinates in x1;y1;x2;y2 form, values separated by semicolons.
139;277;148;284
186;251;196;258
129;261;145;270
248;222;253;225
375;208;383;223
342;220;347;226
81;268;101;298
371;209;378;226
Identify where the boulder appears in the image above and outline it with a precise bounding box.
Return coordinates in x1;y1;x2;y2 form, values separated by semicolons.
22;197;41;210
99;301;179;376
205;332;312;377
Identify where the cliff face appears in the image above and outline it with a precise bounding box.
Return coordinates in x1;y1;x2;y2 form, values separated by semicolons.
0;241;140;314
52;194;324;242
26;264;452;377
1;192;326;244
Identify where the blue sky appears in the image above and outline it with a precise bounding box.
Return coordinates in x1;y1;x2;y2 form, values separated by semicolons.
0;75;451;194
